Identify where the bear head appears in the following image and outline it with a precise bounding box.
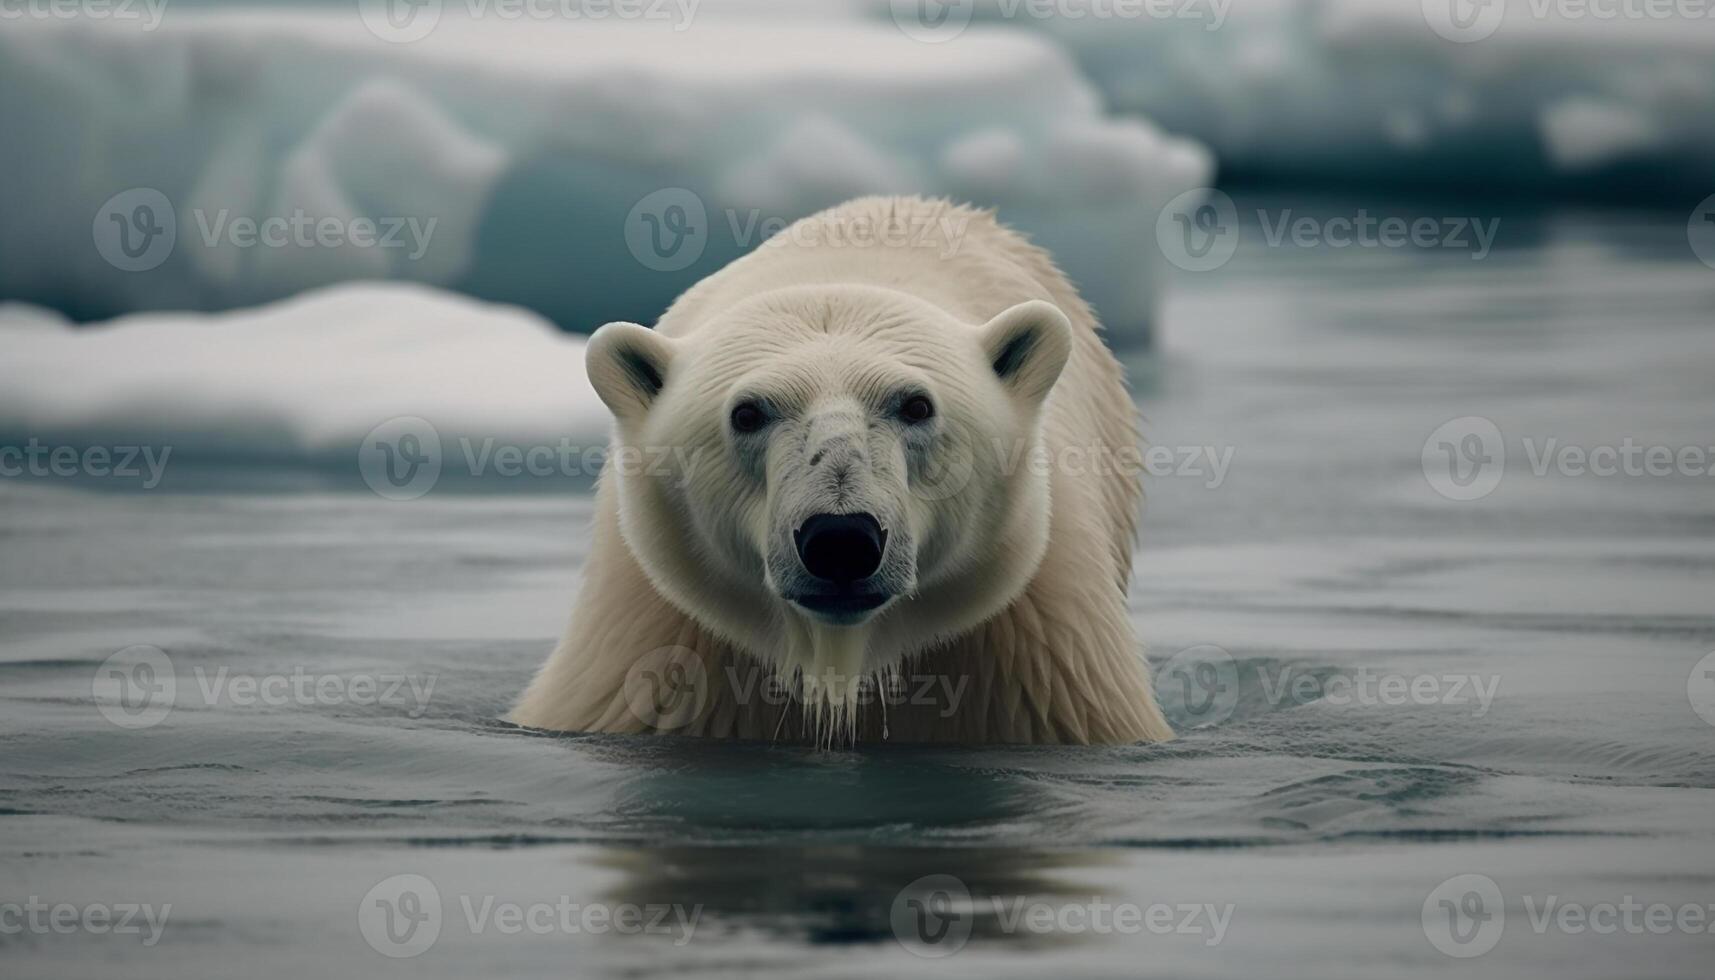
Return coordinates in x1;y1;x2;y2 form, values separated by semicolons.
584;283;1072;708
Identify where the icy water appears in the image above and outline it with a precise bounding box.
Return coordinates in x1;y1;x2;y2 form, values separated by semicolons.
3;200;1714;978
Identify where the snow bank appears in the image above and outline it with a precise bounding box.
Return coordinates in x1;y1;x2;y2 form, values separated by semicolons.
902;0;1715;200
0;9;1210;345
0;284;608;476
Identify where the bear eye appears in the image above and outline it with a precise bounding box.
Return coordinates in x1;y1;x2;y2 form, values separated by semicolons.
730;401;769;434
899;394;935;425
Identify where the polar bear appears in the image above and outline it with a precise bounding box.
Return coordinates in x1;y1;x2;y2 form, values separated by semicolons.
511;197;1172;744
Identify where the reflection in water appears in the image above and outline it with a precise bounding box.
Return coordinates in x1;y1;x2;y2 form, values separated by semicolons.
569;734;1059;837
582;737;1120;951
595;844;1111;951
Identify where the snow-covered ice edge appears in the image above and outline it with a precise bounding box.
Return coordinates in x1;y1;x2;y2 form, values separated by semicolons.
0;10;1211;345
0;283;608;488
902;0;1715;201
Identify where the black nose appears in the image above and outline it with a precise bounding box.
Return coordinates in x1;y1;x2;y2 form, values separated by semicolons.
794;513;887;585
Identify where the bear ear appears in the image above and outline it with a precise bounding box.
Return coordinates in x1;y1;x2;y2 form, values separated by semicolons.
978;300;1073;406
585;321;677;423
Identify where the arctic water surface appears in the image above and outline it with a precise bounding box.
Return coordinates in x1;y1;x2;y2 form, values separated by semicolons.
2;200;1713;978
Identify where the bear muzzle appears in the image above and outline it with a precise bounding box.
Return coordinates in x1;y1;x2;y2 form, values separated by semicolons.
794;512;886;584
786;512;895;623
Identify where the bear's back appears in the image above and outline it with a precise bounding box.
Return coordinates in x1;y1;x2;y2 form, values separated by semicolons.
660;197;1067;333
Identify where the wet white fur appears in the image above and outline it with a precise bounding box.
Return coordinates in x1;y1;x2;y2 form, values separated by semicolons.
511;197;1172;744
